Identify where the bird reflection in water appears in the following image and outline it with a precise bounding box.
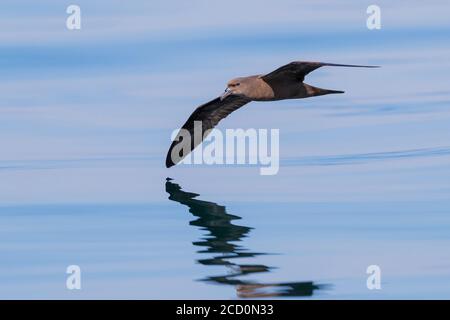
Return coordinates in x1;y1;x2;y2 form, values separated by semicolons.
165;178;327;298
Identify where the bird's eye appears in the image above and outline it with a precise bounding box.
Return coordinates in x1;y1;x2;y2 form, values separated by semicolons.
236;83;240;86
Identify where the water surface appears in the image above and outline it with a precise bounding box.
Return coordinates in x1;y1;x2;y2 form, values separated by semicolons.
1;0;450;299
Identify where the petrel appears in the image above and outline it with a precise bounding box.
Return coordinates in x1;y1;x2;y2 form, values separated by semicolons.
166;60;378;168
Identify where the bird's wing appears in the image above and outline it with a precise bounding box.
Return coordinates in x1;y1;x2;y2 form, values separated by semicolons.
166;95;251;168
261;61;378;84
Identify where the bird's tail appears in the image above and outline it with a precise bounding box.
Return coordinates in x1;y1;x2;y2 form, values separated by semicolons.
324;88;345;94
303;83;344;96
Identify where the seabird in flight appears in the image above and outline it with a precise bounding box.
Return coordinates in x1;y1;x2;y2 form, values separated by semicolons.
166;60;378;168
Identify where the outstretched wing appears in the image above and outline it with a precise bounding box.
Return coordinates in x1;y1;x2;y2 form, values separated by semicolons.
262;61;379;84
166;95;251;168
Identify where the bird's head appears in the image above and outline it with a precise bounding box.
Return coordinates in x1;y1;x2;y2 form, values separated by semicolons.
221;77;247;100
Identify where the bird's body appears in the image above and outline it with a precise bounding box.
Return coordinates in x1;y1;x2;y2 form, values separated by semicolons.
166;60;378;168
229;75;275;101
226;75;343;101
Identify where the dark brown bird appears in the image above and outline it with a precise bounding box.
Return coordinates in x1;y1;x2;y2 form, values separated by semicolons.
166;61;378;168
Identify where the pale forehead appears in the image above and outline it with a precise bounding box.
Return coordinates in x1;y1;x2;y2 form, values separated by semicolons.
227;78;242;84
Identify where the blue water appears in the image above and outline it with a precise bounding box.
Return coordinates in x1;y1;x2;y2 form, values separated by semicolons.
1;1;450;299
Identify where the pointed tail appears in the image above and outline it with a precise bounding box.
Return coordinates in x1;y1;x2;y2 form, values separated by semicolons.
303;83;345;97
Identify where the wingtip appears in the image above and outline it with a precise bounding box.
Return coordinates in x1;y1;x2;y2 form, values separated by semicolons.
166;159;175;168
165;153;176;168
324;62;381;68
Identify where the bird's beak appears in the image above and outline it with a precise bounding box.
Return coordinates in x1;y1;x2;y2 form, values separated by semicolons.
220;88;232;101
